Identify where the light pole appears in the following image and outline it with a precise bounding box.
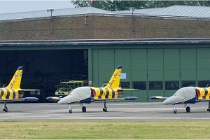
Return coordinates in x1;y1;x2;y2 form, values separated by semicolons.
47;8;54;34
129;7;135;37
129;7;135;18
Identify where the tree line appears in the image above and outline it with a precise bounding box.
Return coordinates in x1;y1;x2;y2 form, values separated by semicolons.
72;0;210;11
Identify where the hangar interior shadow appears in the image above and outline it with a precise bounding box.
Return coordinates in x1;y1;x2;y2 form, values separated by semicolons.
0;49;88;102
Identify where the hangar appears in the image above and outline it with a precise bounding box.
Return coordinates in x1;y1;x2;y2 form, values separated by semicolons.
1;39;210;102
0;6;210;102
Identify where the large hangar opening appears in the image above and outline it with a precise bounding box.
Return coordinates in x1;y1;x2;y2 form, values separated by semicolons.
0;49;88;102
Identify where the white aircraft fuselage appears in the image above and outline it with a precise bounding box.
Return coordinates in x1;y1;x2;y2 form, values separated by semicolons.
151;86;210;113
58;87;92;104
163;87;199;105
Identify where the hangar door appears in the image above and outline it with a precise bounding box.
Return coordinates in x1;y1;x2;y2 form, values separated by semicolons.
92;49;142;102
0;50;88;101
92;47;210;102
91;49;179;102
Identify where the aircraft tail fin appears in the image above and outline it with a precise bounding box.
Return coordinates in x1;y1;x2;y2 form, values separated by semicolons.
104;65;122;89
6;66;23;89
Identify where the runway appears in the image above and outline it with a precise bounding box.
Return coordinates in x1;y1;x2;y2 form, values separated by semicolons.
1;102;210;120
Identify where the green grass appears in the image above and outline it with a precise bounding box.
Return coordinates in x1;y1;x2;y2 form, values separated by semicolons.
0;120;210;139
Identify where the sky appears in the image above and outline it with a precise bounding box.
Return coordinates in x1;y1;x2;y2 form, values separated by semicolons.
0;1;75;14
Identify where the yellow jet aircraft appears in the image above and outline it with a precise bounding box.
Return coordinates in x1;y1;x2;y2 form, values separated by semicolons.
0;66;39;112
150;86;210;114
47;65;138;113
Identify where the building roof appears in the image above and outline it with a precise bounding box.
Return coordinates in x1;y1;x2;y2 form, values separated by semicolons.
0;7;112;22
123;5;210;19
0;5;210;22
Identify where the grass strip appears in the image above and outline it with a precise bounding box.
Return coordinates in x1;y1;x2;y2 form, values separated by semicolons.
0;120;209;139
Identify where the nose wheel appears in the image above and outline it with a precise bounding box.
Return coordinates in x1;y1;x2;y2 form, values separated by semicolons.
68;105;72;113
173;104;177;114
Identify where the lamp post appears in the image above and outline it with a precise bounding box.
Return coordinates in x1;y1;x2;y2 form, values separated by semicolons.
129;7;135;19
47;8;54;34
129;7;135;37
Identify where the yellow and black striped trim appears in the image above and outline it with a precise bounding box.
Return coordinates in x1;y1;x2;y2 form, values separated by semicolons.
0;88;19;100
92;87;121;99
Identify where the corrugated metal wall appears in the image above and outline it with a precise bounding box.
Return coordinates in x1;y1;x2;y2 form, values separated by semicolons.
91;47;210;102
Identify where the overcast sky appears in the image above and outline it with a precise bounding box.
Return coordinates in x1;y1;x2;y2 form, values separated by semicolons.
0;1;75;14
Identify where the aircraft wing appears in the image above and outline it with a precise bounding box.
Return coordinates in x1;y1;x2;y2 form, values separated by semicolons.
20;89;40;92
94;96;138;101
150;96;168;100
46;96;138;103
198;99;210;102
118;88;139;91
0;97;39;102
46;96;62;102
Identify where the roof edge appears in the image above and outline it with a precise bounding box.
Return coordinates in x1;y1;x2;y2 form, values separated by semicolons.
0;38;210;46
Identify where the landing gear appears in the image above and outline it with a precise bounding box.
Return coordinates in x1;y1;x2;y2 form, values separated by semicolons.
173;104;191;114
186;106;190;113
103;100;107;112
68;105;72;113
184;104;191;113
103;107;107;112
3;102;8;112
173;104;177;114
3;107;8;112
68;104;87;113
82;104;86;112
207;102;210;112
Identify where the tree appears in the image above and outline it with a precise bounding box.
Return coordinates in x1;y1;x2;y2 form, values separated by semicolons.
72;0;210;11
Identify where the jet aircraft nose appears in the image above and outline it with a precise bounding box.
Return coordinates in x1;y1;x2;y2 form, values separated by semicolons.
58;86;91;104
163;95;185;105
163;87;197;105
